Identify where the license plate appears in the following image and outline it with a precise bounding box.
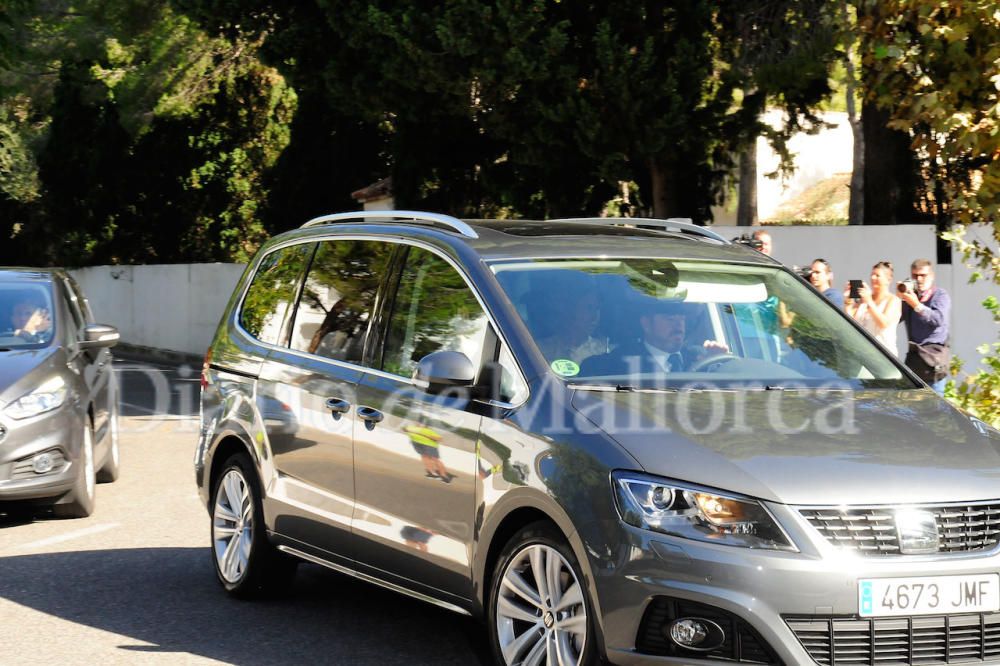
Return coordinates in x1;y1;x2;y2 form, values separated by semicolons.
859;574;1000;617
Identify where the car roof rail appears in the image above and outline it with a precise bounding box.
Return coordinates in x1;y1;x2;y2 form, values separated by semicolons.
548;217;730;244
300;210;479;239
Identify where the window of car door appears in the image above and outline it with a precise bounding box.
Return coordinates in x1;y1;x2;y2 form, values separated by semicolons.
240;242;316;346
380;246;491;380
287;239;394;364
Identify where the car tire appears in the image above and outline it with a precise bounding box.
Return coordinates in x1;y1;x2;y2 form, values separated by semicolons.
210;453;297;598
97;394;120;483
488;521;599;666
53;423;96;519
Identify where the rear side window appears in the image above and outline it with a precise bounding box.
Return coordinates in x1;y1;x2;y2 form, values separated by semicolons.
240;243;314;346
381;246;490;378
289;239;393;364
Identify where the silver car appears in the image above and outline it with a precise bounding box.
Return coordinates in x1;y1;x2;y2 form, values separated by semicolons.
0;269;120;518
196;212;1000;665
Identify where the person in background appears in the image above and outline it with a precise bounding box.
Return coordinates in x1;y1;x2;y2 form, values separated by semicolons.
752;229;773;256
809;258;844;308
900;258;951;394
845;261;901;357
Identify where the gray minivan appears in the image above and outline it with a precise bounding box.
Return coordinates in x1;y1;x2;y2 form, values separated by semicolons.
0;268;120;518
196;211;1000;666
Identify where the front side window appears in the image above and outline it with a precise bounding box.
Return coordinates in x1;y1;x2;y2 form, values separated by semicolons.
289;239;393;363
491;258;914;389
0;282;56;348
496;343;529;404
240;243;314;346
382;247;490;378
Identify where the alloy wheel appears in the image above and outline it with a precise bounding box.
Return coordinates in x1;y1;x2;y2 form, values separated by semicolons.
213;468;253;583
495;543;588;666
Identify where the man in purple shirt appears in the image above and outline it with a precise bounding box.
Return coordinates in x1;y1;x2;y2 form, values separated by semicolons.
900;258;951;394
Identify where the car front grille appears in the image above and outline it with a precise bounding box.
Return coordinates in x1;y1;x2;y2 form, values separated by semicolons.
799;503;1000;555
786;613;1000;665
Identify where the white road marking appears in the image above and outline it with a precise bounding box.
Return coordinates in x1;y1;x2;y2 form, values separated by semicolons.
14;522;119;550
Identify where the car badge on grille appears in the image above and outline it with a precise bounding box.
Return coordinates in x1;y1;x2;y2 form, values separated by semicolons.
895;509;940;554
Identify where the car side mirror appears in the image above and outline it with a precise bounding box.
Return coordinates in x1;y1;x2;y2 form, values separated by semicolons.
79;323;120;350
414;350;476;395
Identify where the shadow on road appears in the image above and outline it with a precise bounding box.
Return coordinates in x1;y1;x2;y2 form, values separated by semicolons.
0;547;491;665
115;361;200;419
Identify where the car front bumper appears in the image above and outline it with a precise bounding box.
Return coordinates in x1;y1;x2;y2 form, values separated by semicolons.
593;505;1000;665
0;405;82;502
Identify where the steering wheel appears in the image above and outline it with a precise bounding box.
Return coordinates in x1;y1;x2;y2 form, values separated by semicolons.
687;352;741;373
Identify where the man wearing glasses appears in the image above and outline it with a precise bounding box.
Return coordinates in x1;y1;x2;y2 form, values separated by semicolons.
900;259;951;394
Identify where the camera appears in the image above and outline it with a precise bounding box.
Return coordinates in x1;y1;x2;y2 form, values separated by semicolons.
793;265;814;281
898;278;915;295
732;234;763;251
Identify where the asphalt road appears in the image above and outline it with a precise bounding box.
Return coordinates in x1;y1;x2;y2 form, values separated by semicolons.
0;356;492;665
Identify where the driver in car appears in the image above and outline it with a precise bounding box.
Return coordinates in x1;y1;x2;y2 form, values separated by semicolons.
7;298;53;343
581;298;729;378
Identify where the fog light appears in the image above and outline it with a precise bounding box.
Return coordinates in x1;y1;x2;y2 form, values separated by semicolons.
32;453;54;474
667;617;725;651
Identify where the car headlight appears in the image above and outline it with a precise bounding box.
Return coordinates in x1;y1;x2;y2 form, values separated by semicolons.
4;376;68;420
613;471;796;551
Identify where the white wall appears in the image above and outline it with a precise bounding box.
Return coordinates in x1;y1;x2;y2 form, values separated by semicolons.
70;264;247;357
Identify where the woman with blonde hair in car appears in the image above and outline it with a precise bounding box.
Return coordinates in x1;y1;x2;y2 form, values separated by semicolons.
845;260;902;357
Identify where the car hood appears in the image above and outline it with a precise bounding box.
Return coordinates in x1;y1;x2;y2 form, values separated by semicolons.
0;347;62;405
571;388;1000;506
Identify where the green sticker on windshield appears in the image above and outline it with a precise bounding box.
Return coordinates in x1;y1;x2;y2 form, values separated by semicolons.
551;359;580;377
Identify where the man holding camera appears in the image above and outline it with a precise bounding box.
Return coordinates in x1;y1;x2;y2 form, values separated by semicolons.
900;259;951;394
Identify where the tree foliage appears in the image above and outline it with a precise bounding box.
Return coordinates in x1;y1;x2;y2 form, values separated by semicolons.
0;0;295;265
860;0;1000;262
947;296;1000;427
858;1;1000;419
182;0;836;223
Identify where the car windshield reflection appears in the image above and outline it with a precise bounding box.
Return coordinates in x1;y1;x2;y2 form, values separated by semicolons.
0;283;56;349
490;258;914;390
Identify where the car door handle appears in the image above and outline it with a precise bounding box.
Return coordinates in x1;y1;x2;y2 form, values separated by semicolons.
356;406;384;429
325;397;351;420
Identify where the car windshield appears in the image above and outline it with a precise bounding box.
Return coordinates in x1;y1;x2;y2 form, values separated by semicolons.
0;282;56;349
490;258;915;389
